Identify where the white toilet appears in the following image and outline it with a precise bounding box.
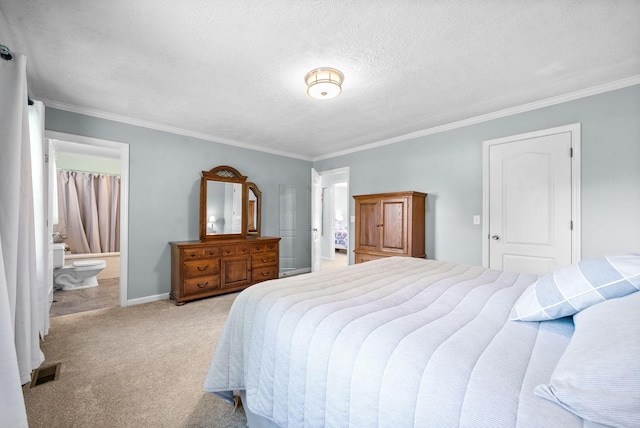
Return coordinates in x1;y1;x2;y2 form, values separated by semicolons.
52;243;106;291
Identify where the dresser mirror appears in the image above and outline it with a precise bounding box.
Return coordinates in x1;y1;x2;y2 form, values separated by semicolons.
200;165;248;240
246;182;262;236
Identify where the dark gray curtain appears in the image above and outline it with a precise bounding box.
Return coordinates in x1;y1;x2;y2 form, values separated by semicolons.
55;171;120;254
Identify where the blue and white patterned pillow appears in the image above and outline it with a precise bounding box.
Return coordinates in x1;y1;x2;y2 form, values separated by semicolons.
534;291;640;427
510;253;640;321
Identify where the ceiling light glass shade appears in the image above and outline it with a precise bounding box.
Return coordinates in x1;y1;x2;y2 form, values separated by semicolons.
305;67;344;99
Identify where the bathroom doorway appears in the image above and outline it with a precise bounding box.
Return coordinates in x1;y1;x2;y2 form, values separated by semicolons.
46;131;129;316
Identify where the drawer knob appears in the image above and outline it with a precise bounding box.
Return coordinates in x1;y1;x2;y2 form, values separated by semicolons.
191;252;196;257
261;272;268;276
197;264;209;271
208;250;215;255
262;258;268;263
226;249;231;253
197;282;208;288
242;248;247;253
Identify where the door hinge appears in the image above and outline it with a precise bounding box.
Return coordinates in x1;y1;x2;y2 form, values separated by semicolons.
570;147;573;157
570;220;574;230
45;153;49;163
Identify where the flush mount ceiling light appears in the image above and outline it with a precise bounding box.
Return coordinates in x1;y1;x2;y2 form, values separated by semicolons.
305;67;344;100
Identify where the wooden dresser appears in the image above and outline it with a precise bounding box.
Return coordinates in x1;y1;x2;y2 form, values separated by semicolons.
169;236;280;305
353;191;427;263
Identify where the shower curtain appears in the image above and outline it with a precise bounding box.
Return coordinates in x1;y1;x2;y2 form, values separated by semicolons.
0;51;45;427
56;171;120;254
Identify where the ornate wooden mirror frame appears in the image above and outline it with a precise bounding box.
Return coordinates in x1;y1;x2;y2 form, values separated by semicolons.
246;182;262;236
199;165;248;240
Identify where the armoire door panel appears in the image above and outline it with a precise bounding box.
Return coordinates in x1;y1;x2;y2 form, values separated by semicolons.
381;199;407;252
358;201;379;250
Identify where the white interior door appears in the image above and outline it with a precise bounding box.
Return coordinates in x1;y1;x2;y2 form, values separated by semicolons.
483;125;580;275
311;168;322;272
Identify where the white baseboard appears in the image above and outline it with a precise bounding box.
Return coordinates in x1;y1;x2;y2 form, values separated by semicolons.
279;268;311;278
125;292;170;307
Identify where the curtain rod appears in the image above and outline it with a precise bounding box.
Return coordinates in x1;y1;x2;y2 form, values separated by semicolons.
57;168;121;177
2;44;34;105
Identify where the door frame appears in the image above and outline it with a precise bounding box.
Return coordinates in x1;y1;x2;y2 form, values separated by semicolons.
311;168;322;272
45;130;129;307
311;166;350;270
481;123;581;268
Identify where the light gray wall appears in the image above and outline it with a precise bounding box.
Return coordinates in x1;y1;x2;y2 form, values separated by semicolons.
314;84;640;266
45;108;312;300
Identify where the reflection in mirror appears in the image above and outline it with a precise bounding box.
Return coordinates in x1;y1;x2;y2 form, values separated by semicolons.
206;181;243;235
200;165;247;240
246;182;262;236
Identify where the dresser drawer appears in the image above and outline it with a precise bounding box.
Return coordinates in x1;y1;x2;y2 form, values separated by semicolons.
251;252;277;268
184;259;220;279
251;266;278;282
202;246;221;258
182;247;220;260
182;248;206;260
184;275;220;295
250;242;278;253
221;244;250;257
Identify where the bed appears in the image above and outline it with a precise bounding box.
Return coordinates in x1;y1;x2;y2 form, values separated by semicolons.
204;256;640;428
334;219;348;250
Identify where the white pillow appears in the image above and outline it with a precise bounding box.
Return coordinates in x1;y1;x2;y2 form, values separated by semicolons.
534;291;640;427
510;253;640;321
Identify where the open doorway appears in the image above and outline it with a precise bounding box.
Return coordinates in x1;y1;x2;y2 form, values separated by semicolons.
45;131;129;316
318;168;349;271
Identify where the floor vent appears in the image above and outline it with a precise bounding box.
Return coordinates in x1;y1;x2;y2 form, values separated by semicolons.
30;363;61;388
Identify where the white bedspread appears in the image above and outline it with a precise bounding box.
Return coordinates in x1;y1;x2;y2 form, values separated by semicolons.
204;257;590;427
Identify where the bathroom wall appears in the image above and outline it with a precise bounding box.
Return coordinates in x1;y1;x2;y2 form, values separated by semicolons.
56;153;121;175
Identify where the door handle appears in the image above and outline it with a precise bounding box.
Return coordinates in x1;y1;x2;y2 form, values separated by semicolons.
312;228;318;232
491;235;501;240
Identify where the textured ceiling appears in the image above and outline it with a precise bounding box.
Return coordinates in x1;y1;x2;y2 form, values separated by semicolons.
1;1;639;160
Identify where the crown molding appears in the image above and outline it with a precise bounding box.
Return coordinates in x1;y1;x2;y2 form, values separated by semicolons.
39;74;639;164
40;98;312;162
313;75;640;161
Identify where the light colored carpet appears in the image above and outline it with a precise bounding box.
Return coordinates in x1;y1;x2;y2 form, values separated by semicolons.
23;293;247;428
321;250;348;270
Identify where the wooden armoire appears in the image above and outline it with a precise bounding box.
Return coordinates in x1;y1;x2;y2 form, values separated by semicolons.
353;191;427;263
